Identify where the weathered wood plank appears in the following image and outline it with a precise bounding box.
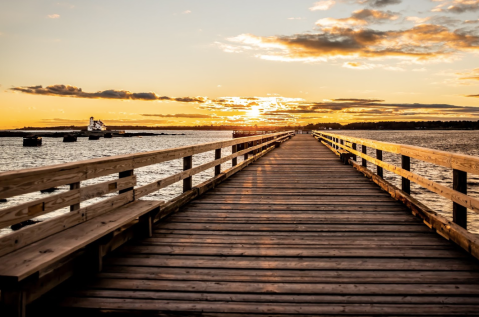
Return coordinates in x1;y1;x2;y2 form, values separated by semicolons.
0;176;136;230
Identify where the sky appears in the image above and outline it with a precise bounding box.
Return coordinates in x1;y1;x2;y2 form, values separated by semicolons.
1;0;479;128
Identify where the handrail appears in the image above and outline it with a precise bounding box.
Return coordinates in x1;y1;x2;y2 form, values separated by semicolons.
314;131;479;175
0;132;290;199
0;131;294;256
312;130;473;231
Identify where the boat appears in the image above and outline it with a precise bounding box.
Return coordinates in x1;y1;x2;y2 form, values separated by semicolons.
23;135;42;147
104;132;113;138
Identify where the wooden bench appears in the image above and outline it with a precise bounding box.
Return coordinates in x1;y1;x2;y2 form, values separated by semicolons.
0;197;162;317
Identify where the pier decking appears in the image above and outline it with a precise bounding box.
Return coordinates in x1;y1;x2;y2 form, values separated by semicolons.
38;135;479;316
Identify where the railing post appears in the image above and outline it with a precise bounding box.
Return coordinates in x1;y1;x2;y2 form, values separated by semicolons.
401;155;411;194
183;156;192;192
376;150;383;178
215;148;221;176
119;170;134;194
453;169;467;229
69;182;80;211
232;144;238;167
352;143;357;161
362;145;367;168
244;142;249;160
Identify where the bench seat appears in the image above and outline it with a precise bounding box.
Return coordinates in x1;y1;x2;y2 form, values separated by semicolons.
0;199;162;284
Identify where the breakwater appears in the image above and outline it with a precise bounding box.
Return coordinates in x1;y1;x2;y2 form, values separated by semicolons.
0;131;185;138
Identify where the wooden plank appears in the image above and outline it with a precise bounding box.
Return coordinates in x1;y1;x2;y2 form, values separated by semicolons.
154;229;437;237
142;235;448;246
0;191;135;258
67;289;479;304
86;279;479;295
57;297;479;315
118;245;464;258
104;255;478;271
0;176;136;230
98;267;479;284
0;200;162;283
156;223;430;232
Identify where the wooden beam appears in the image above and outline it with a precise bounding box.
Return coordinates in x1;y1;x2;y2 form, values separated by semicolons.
69;182;80;212
402;155;411;195
119;170;134;194
453;169;467;229
215;149;221;176
232;145;237;167
362;145;367;168
376;149;383;179
183;156;193;193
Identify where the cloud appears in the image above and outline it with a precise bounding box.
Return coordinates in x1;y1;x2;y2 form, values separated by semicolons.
440;0;479;13
309;0;336;11
458;68;479;81
362;0;402;7
343;61;405;70
466;94;479;97
141;113;217;118
223;23;479;63
47;14;60;19
182;10;191;14
39;118;172;126
10;85;207;103
406;15;461;26
316;9;399;27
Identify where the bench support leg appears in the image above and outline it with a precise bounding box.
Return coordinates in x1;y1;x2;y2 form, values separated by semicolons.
2;289;26;317
138;212;153;238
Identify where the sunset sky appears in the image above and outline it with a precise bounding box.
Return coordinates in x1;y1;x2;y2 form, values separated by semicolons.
1;0;479;128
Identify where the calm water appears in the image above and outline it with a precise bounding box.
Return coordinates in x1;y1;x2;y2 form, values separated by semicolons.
1;130;479;235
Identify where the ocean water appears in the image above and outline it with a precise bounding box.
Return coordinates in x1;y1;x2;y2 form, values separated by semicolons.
1;130;479;235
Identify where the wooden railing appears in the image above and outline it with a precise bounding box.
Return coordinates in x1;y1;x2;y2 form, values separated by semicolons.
0;131;294;315
0;131;293;256
313;130;479;258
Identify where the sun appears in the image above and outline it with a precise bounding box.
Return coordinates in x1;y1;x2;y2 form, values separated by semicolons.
247;106;261;117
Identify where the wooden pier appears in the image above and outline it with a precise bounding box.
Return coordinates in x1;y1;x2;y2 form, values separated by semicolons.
2;132;479;316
